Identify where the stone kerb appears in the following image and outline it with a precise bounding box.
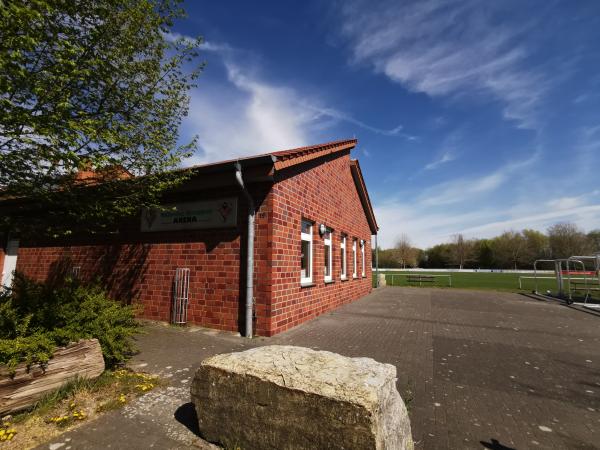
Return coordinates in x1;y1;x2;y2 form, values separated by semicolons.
191;345;413;450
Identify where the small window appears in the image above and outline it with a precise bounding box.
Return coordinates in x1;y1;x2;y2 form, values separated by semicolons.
352;238;357;278
324;229;332;282
361;240;366;277
301;220;313;284
340;235;347;280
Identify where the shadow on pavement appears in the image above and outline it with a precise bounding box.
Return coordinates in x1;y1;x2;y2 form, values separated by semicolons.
174;402;201;437
480;438;516;450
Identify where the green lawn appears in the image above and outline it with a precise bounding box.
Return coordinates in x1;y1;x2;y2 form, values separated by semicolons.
372;270;600;301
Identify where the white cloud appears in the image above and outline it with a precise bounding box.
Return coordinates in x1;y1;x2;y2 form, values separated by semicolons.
375;195;600;249
460;204;600;236
180;37;416;165
301;105;415;139
163;31;232;53
546;196;586;211
373;147;554;247
337;0;550;129
424;151;455;170
183;62;316;166
417;148;539;206
419;172;505;206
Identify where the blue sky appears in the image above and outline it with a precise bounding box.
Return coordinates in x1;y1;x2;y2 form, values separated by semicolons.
172;0;600;249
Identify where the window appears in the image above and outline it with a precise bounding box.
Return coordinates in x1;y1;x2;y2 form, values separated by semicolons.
352;238;357;278
301;220;313;284
340;235;347;280
324;229;332;282
361;240;366;277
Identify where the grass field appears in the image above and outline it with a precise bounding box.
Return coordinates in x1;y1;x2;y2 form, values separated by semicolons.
373;270;600;301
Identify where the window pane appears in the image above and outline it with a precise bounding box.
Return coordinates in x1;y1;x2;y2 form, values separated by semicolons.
301;240;310;278
324;245;331;276
301;221;311;234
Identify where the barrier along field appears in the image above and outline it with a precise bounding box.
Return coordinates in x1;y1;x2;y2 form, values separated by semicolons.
375;270;600;302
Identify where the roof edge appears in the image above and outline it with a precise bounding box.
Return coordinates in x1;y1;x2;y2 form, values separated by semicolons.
350;159;379;234
272;139;357;171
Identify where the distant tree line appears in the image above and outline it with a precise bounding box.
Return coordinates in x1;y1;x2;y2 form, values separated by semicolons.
374;222;600;270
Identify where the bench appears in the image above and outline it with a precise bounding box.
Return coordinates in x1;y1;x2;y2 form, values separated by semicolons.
407;275;435;286
570;281;600;291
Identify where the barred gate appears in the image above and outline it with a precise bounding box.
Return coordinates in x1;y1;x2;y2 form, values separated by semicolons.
172;268;190;325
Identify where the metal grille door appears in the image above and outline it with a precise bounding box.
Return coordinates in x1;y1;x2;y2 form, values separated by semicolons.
172;268;190;325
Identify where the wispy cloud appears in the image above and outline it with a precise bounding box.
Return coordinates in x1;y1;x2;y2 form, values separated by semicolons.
337;0;552;129
418;147;540;206
374;191;600;249
163;31;232;53
177;35;417;165
183;61;317;166
424;151;455;170
301;105;416;139
419;172;505;206
460;204;600;236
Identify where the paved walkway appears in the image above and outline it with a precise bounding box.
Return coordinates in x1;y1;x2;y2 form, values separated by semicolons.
41;288;600;449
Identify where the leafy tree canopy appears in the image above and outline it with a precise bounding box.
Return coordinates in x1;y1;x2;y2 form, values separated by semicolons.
0;0;202;237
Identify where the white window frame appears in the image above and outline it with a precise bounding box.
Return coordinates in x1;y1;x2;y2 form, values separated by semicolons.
324;229;333;283
361;240;366;277
340;235;347;280
301;220;313;285
352;239;358;278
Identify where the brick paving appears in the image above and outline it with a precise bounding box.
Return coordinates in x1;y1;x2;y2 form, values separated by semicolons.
40;287;600;449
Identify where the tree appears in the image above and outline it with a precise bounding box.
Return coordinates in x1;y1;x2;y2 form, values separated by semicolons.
424;243;452;268
521;229;549;267
0;0;202;236
587;230;600;253
547;223;591;259
450;234;474;269
393;234;418;268
492;231;526;270
474;239;494;269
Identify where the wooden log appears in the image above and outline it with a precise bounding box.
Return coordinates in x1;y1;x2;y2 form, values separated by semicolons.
0;339;105;415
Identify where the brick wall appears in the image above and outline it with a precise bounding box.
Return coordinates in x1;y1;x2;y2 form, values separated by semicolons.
15;230;246;331
268;151;373;335
10;154;375;337
14;185;273;334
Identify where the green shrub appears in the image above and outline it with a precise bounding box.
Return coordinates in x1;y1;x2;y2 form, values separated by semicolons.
0;274;141;371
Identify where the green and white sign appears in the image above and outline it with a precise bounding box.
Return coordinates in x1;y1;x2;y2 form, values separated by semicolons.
141;198;237;232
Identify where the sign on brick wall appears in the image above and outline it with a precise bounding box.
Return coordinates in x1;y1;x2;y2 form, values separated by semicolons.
141;198;237;232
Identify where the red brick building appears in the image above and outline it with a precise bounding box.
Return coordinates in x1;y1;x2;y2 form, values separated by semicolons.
0;139;378;336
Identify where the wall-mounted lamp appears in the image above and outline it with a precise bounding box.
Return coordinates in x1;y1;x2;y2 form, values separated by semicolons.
318;223;327;237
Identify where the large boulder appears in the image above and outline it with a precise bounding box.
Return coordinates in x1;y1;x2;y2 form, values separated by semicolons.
191;345;413;450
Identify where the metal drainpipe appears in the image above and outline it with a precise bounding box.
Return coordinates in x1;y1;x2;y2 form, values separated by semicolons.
234;162;254;338
375;234;379;287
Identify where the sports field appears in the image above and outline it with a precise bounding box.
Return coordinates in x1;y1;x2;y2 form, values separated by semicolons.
373;270;600;300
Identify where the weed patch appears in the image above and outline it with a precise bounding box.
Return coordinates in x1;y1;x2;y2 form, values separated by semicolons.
1;369;160;449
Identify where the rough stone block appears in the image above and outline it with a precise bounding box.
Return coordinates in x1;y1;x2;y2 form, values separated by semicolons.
191;345;413;450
